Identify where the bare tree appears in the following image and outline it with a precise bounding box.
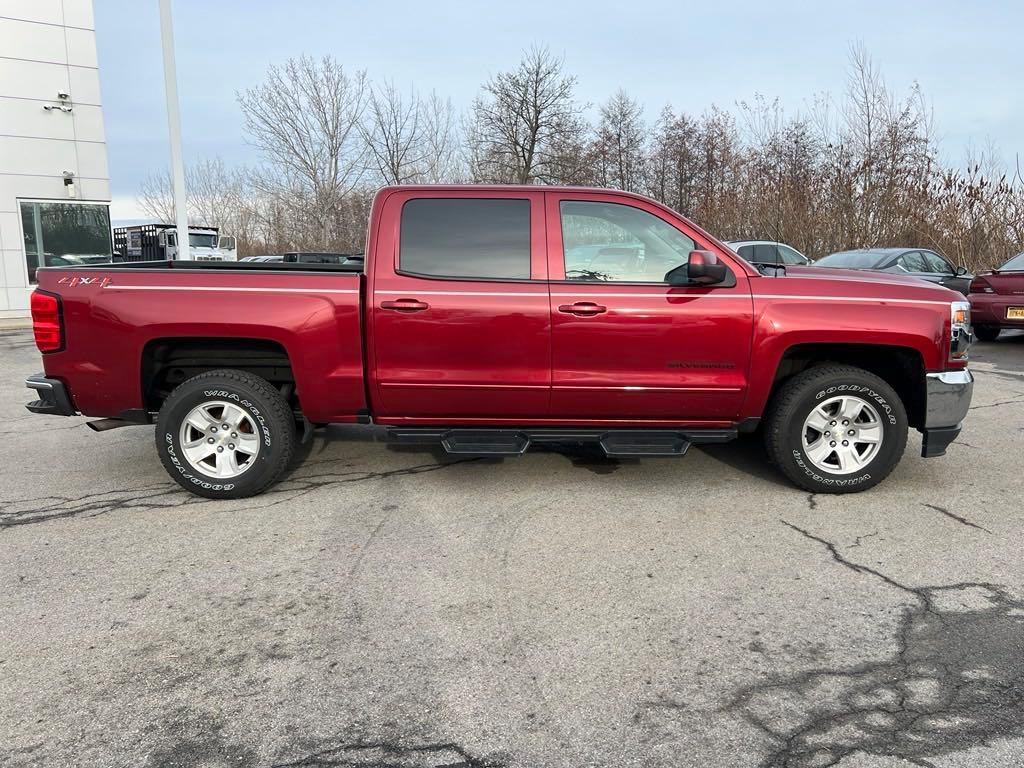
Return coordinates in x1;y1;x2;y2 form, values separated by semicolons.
362;81;423;184
362;84;462;185
420;91;462;182
237;55;368;248
593;89;646;192
136;171;177;224
468;45;587;183
137;158;242;228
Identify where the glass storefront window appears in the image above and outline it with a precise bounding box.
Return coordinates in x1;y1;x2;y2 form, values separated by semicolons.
20;201;113;283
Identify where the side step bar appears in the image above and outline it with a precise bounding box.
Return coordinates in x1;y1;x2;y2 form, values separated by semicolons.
387;427;737;458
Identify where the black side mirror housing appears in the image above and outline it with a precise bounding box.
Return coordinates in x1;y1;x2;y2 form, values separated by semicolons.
956;265;969;276
666;250;732;286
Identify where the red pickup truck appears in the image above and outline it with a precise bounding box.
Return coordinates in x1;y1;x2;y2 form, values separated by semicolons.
25;186;974;498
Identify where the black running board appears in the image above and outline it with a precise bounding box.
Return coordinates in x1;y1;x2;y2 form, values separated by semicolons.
387;427;737;457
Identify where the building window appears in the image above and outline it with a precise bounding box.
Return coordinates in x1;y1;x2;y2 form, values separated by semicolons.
20;201;113;283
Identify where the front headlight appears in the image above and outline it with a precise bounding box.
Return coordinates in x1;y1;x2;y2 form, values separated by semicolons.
950;300;972;359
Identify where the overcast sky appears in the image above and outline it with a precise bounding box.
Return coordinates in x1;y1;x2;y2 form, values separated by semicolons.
95;0;1023;221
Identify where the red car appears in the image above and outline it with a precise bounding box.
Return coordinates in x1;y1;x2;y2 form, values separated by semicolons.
968;252;1024;340
25;186;974;498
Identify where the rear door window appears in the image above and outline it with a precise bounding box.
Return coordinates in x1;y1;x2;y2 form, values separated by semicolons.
400;198;531;279
751;244;779;264
895;251;928;272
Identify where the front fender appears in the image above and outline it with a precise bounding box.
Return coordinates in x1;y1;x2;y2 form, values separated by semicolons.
742;297;947;419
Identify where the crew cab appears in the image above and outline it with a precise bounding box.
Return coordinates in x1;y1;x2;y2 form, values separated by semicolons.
25;186;975;498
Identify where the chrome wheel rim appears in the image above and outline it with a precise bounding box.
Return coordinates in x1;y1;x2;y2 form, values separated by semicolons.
178;400;260;479
801;395;884;475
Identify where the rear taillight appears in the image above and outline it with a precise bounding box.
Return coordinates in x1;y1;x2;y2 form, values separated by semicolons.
30;290;63;352
969;276;994;294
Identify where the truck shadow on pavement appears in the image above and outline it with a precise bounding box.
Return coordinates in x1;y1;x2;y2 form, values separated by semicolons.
726;521;1024;767
292;425;790;482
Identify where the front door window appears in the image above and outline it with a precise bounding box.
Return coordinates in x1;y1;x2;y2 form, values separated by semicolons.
559;200;695;283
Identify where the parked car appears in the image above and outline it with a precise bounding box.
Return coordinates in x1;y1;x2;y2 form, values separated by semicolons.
25;185;974;499
814;248;973;294
967;252;1024;341
281;252;356;265
28;253;112;282
728;240;811;266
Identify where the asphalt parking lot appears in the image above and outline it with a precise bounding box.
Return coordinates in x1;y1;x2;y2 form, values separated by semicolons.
2;328;1023;768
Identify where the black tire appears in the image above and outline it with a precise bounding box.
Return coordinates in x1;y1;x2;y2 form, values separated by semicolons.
974;324;1001;342
156;369;296;499
764;364;908;494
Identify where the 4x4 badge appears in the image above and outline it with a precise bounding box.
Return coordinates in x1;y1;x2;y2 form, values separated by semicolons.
57;276;111;287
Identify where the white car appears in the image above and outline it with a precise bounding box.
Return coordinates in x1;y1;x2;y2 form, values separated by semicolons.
728;240;811;266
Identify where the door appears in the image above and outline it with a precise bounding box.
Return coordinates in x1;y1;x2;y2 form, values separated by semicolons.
545;192;754;422
921;250;971;294
370;190;551;419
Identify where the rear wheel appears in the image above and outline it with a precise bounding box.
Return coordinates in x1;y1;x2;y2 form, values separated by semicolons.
156;369;296;498
764;365;908;493
974;324;1001;342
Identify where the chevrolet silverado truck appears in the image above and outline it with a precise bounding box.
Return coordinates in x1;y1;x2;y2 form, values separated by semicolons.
25;186;975;498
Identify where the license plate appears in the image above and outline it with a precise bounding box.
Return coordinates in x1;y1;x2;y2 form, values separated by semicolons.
1007;307;1024;319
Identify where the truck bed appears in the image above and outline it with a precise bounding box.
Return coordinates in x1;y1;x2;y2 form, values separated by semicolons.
34;262;367;424
105;259;365;273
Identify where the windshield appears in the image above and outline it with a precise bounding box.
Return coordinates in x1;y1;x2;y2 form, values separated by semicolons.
815;251;884;269
188;233;217;249
1000;253;1024;271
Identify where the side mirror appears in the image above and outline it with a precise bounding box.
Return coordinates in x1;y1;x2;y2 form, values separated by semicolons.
956;265;968;276
670;250;729;286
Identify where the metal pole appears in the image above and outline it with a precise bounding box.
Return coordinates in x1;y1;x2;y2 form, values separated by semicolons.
158;0;189;260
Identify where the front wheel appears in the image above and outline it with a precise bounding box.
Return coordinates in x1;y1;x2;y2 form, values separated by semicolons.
764;365;908;493
156;369;296;498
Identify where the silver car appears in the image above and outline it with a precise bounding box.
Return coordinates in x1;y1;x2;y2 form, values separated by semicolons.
728;240;811;266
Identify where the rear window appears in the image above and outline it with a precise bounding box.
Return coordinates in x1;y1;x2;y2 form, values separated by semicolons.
815;251;884;269
1001;253;1024;271
400;198;530;279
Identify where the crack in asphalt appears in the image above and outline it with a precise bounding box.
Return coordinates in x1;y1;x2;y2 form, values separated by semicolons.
780;521;921;605
0;418;85;437
969;395;1024;410
0;459;481;529
849;530;879;548
726;521;1024;767
0;483;198;529
922;504;993;535
273;741;503;767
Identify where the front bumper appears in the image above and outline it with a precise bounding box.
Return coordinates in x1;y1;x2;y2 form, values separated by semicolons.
25;374;76;416
920;369;973;457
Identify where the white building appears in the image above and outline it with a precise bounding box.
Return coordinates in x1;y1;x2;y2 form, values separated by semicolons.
0;0;110;318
